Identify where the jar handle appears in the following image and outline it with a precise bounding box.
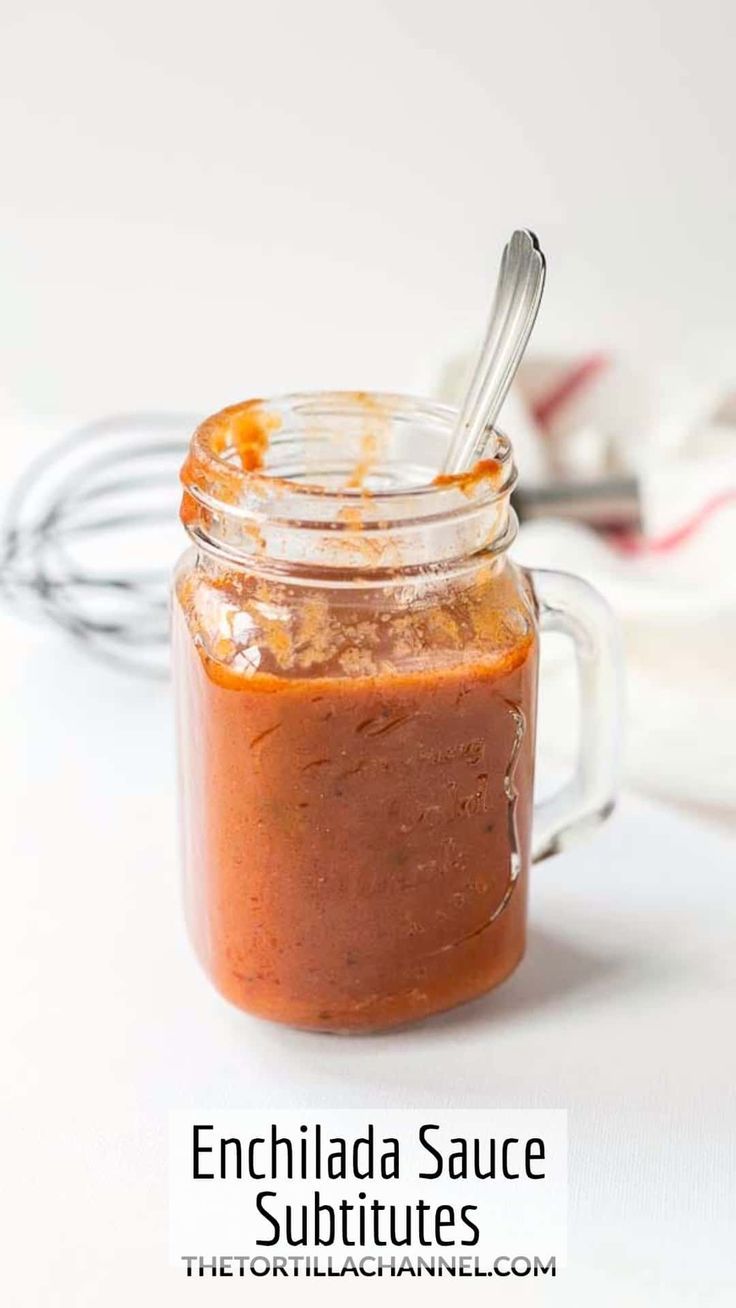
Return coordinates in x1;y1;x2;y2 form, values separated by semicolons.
528;567;624;862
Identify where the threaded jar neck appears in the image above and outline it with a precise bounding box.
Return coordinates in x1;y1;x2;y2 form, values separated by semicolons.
180;391;517;583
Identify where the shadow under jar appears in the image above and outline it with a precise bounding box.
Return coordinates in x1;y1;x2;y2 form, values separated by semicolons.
173;392;621;1032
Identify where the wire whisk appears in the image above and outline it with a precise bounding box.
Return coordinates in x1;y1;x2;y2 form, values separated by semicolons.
0;413;197;676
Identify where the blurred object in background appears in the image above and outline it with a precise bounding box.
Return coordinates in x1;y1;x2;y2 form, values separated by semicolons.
439;351;736;819
438;348;736;610
0;413;195;676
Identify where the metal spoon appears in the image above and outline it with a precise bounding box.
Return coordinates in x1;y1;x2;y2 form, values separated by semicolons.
442;228;546;474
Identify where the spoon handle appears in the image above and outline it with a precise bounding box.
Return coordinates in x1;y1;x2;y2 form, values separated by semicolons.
443;229;546;474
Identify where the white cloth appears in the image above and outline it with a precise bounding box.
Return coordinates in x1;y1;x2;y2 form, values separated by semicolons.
437;354;736;815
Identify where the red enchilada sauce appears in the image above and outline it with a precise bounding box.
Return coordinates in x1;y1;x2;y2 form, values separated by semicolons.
174;399;538;1031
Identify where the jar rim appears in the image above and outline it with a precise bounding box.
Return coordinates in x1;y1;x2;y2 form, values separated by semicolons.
180;391;518;574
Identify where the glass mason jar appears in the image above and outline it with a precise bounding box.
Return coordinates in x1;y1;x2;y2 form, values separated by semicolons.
173;392;622;1033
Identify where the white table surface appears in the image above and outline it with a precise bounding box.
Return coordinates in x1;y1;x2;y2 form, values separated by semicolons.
2;615;735;1307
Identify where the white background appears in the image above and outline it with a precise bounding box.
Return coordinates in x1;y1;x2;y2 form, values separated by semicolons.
1;2;735;1305
1;0;735;421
